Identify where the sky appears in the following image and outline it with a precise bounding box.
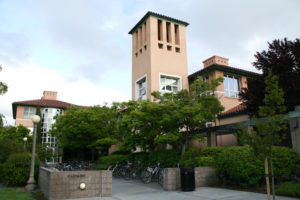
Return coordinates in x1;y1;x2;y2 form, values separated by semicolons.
0;0;299;125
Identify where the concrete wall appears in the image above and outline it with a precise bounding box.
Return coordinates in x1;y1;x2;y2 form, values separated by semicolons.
162;167;217;191
38;167;112;200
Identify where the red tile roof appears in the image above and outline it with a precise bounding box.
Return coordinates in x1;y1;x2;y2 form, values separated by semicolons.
219;104;247;118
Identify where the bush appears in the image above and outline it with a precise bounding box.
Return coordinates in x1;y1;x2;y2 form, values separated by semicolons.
215;146;300;187
0;138;23;163
216;146;264;187
184;147;224;160
276;182;300;197
128;152;149;167
1;153;40;186
184;156;215;167
98;154;129;170
148;150;180;168
272;146;300;181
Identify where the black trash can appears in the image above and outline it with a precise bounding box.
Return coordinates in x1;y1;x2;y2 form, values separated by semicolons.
180;166;195;191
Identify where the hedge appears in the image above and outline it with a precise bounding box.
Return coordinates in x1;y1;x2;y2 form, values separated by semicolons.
1;153;40;186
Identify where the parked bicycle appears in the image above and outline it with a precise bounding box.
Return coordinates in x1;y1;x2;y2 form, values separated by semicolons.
140;163;164;186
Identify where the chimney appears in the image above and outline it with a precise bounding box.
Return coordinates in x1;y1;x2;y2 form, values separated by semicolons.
203;56;229;68
41;91;57;100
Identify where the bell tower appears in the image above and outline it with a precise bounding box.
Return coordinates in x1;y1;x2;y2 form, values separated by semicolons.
129;12;189;100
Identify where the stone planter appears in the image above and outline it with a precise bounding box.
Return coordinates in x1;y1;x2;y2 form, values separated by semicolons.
38;167;112;200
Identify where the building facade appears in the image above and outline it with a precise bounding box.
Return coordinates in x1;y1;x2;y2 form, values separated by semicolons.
12;91;80;162
129;12;261;147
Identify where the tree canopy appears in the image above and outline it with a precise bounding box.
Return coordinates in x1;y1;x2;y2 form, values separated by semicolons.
50;105;119;158
241;38;300;116
118;76;224;160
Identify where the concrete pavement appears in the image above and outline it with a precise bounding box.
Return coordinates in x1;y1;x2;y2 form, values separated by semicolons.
67;178;299;200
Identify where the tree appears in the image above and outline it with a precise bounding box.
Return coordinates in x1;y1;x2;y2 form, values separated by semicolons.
241;38;300;116
50;106;119;160
118;77;224;161
0;65;8;95
237;70;287;200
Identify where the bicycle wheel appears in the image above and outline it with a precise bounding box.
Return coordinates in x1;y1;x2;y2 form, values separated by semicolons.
158;169;164;187
141;170;152;184
124;169;132;180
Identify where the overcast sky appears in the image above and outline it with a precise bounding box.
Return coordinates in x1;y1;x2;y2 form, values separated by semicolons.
1;0;299;125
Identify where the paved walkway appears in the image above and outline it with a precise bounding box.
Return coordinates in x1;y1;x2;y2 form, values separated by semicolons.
67;178;298;200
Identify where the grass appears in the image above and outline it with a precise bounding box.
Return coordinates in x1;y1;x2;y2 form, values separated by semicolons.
0;188;35;200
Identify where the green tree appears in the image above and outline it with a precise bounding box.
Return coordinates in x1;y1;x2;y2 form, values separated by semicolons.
237;70;287;200
118;77;224;161
0;65;8;95
50;105;119;160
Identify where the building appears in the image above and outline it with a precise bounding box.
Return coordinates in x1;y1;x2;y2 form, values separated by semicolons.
129;12;261;147
12;91;81;162
129;12;189;101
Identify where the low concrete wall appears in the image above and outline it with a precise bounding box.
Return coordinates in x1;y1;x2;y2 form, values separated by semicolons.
195;167;218;187
38;167;112;200
162;167;217;191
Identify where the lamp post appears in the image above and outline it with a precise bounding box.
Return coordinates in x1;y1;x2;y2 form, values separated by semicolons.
25;115;40;191
23;137;28;150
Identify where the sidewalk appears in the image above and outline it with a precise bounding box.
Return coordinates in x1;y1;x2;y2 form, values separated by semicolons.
67;178;299;200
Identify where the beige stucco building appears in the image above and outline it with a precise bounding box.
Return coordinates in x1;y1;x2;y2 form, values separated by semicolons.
129;12;189;101
129;12;261;147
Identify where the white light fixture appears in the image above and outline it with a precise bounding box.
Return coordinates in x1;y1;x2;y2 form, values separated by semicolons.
32;115;41;123
79;183;86;190
23;137;28;142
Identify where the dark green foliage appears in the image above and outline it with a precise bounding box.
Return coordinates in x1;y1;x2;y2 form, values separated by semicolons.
215;146;300;187
276;182;300;197
184;147;224;160
128;152;149;167
148;150;180;168
1;153;40;186
272;146;300;180
0;138;23;163
216;146;264;187
184;156;215;167
98;154;129;170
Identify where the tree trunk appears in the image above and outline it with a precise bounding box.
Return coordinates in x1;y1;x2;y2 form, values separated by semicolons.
180;136;188;161
270;152;276;200
265;155;271;200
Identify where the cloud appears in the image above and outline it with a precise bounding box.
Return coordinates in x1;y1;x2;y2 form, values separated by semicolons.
0;61;130;126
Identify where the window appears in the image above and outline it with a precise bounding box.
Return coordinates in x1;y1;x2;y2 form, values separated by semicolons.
160;75;181;94
158;20;162;41
23;106;36;118
224;75;240;98
175;24;180;45
136;76;147;100
166;22;171;43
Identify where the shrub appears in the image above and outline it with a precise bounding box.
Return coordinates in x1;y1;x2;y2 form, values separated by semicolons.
98;154;129;170
184;156;215;167
128;152;149;167
276;182;300;197
272;146;300;181
184;147;224;160
1;153;40;186
215;146;300;187
0;138;23;163
216;146;264;187
148;150;180;168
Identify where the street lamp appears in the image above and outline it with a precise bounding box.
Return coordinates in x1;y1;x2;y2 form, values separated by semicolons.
23;137;28;150
25;115;40;191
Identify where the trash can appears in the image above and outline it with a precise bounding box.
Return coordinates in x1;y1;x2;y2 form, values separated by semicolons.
180;166;195;191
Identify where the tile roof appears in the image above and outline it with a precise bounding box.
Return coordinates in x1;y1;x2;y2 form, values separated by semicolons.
219;104;247;118
128;11;189;34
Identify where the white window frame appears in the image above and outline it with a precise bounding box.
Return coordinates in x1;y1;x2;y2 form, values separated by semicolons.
224;74;240;98
135;74;147;100
23;106;36;119
159;73;182;94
